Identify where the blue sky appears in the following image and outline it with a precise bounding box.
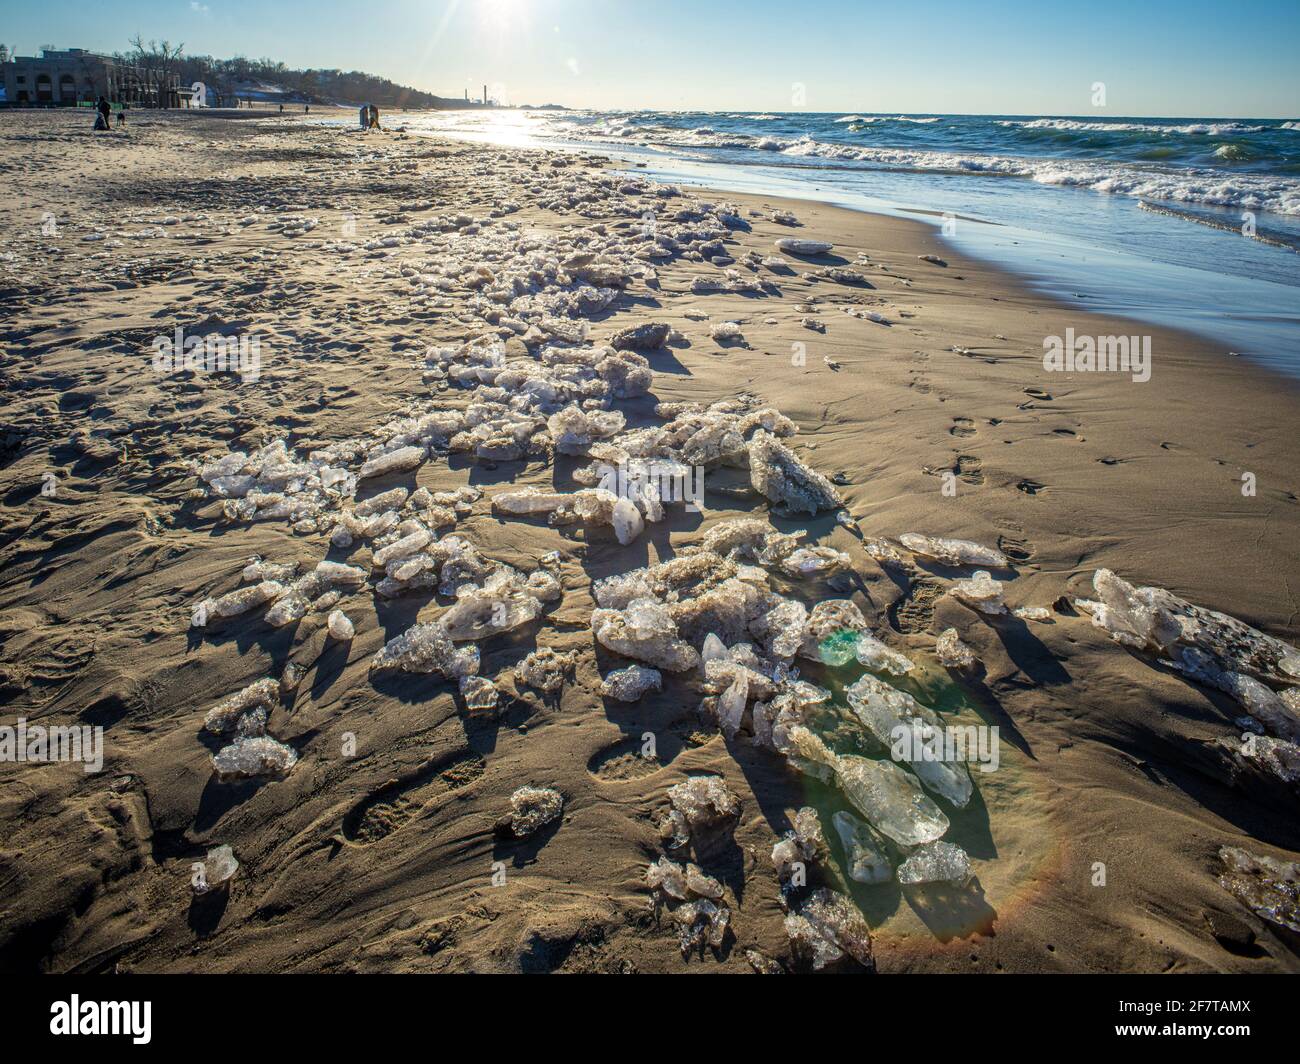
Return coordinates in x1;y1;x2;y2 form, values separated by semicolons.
5;0;1298;116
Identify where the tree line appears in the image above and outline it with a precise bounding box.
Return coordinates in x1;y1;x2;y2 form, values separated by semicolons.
118;36;459;108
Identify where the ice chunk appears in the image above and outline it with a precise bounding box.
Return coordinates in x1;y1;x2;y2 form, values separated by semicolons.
492;487;571;514
897;840;973;886
327;609;355;641
935;627;977;669
437;569;543;640
771;806;825;882
592;598;700;672
204;677;278;734
832;810;893;884
785;888;874;971
854;632;914;676
775;238;834;256
500;786;564;838
831;753;950;846
514;647;576;694
778;546;850;578
749;596;808;660
212;735;298;779
611;497;645;545
1086;569;1300;737
1013;605;1051;622
950;570;1007;615
359;444;426;479
844;672;973;807
670;898;730;954
610;322;670;350
747;431;843;515
193;580;284;626
370;622;480;679
899;533;1009;568
1217;846;1300;932
662;775;741;848
373;528;433;567
800;599;869;663
717;673;749;738
459;674;499;712
192;844;239;894
600;664;663;701
646;855;724;902
701;633;728;663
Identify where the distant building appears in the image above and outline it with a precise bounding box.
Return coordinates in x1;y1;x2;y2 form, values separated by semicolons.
0;47;180;107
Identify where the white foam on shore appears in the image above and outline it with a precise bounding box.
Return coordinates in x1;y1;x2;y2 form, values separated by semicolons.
999;118;1269;135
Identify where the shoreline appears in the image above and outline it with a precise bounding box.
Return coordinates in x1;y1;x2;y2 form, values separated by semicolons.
372;108;1300;375
0;109;1297;974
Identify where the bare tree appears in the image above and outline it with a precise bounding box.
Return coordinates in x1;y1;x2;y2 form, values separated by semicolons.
126;35;186;106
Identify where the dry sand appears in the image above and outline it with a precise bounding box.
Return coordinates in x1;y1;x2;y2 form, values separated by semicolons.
1;108;1297;974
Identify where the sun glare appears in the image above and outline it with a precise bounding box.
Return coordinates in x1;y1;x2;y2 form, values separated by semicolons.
481;0;527;33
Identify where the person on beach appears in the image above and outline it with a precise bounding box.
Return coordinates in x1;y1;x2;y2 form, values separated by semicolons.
358;104;381;131
93;96;111;131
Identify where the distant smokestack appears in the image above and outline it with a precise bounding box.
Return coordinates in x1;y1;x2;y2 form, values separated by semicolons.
482;84;487;105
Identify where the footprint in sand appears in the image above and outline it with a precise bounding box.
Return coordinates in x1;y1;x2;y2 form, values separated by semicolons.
889;577;945;634
950;417;977;438
956;455;984;485
997;531;1034;563
341;753;485;844
587;738;668;782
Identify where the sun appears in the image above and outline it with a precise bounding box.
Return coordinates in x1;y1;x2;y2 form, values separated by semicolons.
481;0;528;32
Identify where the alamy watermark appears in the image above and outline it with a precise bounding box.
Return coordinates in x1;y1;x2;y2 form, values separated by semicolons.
1043;328;1150;382
151;327;262;382
1;718;103;773
596;459;705;513
890;723;1000;773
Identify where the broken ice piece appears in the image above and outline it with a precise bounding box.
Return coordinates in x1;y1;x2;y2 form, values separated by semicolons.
1217;846;1300;932
747;431;843;516
775;238;833;256
359;444;425;479
645;855;724;902
459;674;498;712
745;949;786;974
801;599;870;663
671;898;730;954
212;735;298;780
600;664;663;702
192;580;284;626
771;806;826;883
935;627;977;669
950;570;1007;615
663;776;741;848
1013;606;1052;622
844;672;974;808
854;632;914;676
831;753;950;847
192;844;239;895
327;609;355;641
499;786;564;839
370;622;480;679
785;887;874;971
832;810;893;884
899;533;1009;569
204;677;279;734
514;647;576;694
897;840;973;887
